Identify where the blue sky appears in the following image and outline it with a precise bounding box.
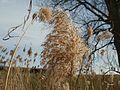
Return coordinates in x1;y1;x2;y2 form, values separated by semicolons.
0;0;54;68
0;0;53;50
0;0;118;73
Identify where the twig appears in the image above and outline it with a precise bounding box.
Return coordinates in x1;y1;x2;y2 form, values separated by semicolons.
3;0;32;41
5;0;33;90
3;24;22;40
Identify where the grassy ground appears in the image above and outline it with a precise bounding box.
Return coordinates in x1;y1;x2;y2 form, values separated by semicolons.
0;67;120;90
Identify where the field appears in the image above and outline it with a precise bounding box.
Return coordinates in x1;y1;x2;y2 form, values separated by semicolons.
0;67;120;90
0;1;120;90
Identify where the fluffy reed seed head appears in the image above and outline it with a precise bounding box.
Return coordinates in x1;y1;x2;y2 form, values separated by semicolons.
40;8;88;89
87;25;93;37
97;31;113;41
41;9;88;75
38;7;52;22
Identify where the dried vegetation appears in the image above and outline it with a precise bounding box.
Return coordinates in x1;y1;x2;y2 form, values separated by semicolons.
39;7;88;90
0;3;119;90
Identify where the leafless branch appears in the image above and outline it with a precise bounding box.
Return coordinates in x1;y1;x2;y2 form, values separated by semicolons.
84;0;108;18
3;24;22;40
65;3;82;11
76;0;108;22
3;0;32;41
90;37;114;57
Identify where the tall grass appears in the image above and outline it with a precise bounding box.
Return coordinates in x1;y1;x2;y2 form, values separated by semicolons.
0;5;120;90
0;68;120;90
39;7;88;90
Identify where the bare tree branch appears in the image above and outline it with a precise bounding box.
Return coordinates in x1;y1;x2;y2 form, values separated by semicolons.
90;37;114;57
76;0;108;22
84;0;108;18
3;0;32;41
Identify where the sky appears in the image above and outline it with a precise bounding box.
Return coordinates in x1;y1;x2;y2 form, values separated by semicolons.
0;0;54;68
0;0;53;50
0;0;119;74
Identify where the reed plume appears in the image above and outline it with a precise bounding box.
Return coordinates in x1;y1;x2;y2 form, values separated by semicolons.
39;7;88;90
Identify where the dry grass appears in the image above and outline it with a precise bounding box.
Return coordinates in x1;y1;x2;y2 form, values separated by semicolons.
1;6;119;90
39;7;88;90
0;68;120;90
0;46;120;90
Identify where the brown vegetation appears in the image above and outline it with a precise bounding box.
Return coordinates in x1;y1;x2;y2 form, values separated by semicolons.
39;7;88;90
1;2;120;89
0;68;120;90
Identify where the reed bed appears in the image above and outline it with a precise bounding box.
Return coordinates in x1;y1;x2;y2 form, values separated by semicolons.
0;68;120;90
0;6;120;90
39;7;88;90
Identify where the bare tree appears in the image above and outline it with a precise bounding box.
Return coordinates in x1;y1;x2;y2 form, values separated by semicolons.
43;0;120;70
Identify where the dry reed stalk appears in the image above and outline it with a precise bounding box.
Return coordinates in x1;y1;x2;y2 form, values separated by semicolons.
39;7;88;90
4;9;36;90
7;68;24;90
